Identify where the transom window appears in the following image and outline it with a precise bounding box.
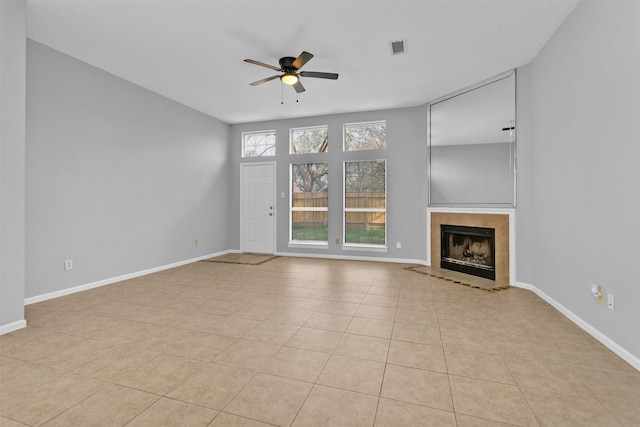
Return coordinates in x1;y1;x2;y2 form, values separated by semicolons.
242;130;276;158
291;163;328;242
344;121;386;151
290;125;328;154
344;160;386;246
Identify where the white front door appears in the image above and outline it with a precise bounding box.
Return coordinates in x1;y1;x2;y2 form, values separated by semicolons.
241;163;275;254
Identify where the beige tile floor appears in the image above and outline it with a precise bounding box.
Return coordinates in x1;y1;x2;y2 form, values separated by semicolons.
1;257;639;426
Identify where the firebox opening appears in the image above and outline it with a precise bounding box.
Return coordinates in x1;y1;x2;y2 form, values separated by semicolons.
441;224;496;280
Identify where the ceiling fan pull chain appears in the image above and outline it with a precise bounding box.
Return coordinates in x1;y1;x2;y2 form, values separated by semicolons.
281;82;284;105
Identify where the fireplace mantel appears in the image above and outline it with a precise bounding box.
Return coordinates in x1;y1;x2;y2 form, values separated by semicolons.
426;207;515;285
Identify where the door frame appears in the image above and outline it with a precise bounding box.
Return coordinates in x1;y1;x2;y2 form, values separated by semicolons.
240;161;277;254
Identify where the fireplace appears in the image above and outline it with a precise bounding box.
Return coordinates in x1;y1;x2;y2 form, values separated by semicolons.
441;224;496;280
428;209;512;284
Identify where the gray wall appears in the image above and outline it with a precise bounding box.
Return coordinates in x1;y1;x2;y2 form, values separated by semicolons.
0;0;26;330
514;66;535;283
517;0;640;359
25;40;231;299
229;106;428;262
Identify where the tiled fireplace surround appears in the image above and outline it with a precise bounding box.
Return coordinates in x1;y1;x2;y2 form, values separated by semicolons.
426;208;516;285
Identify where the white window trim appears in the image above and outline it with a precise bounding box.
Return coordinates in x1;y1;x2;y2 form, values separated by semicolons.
289;125;329;155
290;163;329;245
291;206;329;213
288;241;330;249
241;129;276;158
342;159;387;249
343;120;387;152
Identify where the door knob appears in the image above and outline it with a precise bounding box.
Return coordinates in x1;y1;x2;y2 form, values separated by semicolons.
269;213;273;216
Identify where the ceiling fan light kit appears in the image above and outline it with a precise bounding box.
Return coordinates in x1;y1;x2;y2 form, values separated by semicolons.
280;72;299;86
245;51;338;95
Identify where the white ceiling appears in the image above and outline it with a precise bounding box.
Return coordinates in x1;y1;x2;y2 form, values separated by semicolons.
25;0;579;125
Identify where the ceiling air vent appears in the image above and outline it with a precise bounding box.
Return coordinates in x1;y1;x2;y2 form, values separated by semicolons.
390;40;406;55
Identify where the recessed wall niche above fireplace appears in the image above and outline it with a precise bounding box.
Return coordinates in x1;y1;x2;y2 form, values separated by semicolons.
427;70;516;208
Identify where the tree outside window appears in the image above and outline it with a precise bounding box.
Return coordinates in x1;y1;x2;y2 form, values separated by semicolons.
291;163;328;242
344;160;386;246
242;130;276;157
290;126;328;154
344;121;386;151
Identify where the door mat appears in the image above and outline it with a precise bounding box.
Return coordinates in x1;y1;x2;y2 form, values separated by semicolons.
202;253;279;265
405;265;510;292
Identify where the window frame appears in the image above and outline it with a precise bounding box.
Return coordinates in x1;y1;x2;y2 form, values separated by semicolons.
342;159;387;250
289;125;329;154
343;120;387;152
289;162;329;246
241;129;276;158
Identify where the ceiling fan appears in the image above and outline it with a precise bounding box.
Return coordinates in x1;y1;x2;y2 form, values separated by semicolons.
244;51;338;93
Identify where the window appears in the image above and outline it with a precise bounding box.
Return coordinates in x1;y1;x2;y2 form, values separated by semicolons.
242;130;276;158
290;126;328;154
344;121;386;151
344;160;386;246
291;163;329;242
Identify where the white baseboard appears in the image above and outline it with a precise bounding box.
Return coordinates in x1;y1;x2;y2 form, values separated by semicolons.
24;250;229;306
275;251;427;266
514;281;640;372
0;319;27;335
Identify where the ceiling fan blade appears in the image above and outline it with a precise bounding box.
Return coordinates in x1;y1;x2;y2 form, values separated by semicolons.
249;75;280;86
244;59;281;72
293;81;306;93
291;51;314;70
300;71;339;80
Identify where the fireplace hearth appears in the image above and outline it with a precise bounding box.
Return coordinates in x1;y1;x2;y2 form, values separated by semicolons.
441;224;496;280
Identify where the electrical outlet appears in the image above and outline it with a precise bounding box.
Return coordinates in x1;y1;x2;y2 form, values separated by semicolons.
607;294;615;311
396;242;401;249
335;238;340;244
195;239;199;246
64;259;73;271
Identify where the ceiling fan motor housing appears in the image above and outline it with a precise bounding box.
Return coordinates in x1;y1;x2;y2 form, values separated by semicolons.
279;56;297;71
